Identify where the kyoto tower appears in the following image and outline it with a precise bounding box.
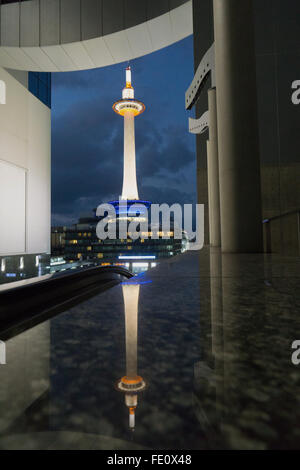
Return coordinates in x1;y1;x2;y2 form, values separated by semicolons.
116;283;146;431
113;67;145;201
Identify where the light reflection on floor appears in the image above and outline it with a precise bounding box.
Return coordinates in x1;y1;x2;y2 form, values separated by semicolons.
122;261;158;275
0;249;299;450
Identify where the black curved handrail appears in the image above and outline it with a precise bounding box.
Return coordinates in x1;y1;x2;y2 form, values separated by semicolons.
0;265;133;339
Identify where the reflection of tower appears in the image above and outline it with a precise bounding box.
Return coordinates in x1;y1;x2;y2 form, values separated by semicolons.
117;284;146;431
113;67;145;200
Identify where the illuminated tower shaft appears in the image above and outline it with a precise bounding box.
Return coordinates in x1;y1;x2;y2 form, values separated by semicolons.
113;67;145;201
123;112;138;200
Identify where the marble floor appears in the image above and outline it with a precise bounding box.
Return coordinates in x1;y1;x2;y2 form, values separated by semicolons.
0;248;299;449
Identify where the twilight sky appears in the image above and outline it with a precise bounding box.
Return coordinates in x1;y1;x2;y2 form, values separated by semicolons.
51;35;196;226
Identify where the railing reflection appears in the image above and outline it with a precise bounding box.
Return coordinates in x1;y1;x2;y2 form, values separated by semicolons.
263;209;300;256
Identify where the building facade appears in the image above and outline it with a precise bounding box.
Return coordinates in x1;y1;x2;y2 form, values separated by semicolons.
0;66;51;283
56;212;184;267
193;0;300;254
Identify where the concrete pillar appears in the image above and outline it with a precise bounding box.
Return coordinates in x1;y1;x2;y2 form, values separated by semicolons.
192;0;214;246
207;141;213;244
213;0;263;252
207;88;221;247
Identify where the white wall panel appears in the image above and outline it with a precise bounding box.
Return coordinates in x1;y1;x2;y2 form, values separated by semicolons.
62;42;95;69
2;47;41;71
0;67;51;256
82;37;114;68
104;30;132;64
23;47;59;72
0;160;26;255
170;3;193;43
0;48;19;69
41;45;76;71
146;13;173;52
26;96;51;254
126;23;153;59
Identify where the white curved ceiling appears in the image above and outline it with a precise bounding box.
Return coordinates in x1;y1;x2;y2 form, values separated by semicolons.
0;1;193;72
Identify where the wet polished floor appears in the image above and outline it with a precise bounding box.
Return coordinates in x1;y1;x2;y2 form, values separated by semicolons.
0;248;299;449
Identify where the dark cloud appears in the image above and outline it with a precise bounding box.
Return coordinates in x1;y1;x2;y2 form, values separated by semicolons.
136;121;195;180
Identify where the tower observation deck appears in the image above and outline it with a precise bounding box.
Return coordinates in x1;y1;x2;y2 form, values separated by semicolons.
113;67;145;201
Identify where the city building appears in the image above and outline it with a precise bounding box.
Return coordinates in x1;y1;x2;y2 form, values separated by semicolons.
51;226;66;257
59;211;184;270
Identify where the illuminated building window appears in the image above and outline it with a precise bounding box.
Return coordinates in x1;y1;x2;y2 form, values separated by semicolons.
158;231;174;237
141;239;144;243
128;246;132;250
88;233;92;237
97;253;103;259
78;233;82;236
83;233;87;237
127;239;132;243
70;240;78;244
87;247;92;251
77;253;82;259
